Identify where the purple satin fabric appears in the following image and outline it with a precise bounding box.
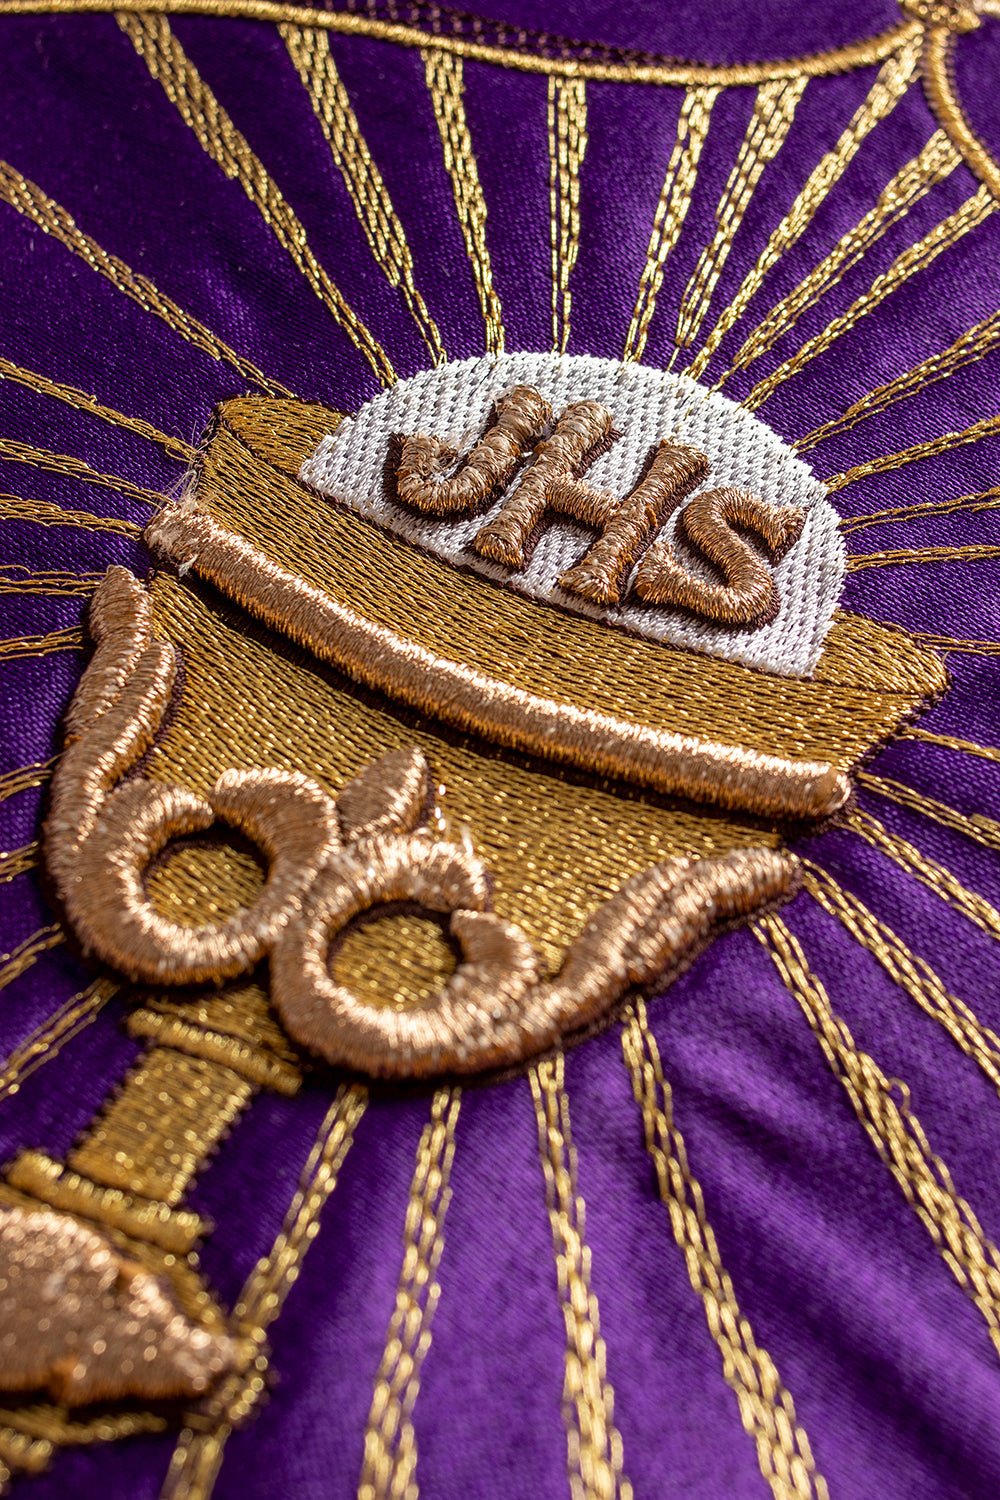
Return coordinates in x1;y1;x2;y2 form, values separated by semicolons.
1;3;999;1495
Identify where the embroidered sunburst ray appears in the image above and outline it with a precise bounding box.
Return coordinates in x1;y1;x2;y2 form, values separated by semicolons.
0;8;998;1499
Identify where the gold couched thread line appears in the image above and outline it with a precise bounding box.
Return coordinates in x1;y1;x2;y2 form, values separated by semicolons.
847;543;1000;571
828;410;1000;492
281;24;446;367
902;726;1000;763
422;48;504;354
0;567;106;597
0;926;63;994
547;75;588;356
757;914;1000;1364
0;491;142;537
530;1057;632;1500
0;978;117;1104
850;804;1000;942
621;999;828;1500
858;772;1000;855
714;128;960;389
796;312;1000;452
146;501;849;821
624;85;718;364
744;185;995;409
674;75;806;356
0;2;925;87
359;1086;460;1500
162;1086;367;1500
838;483;1000;535
117;13;396;388
0;436;162;506
0;354;194;462
0;626;83;662
685;36;922;380
803;861;1000;1095
0;160;290;397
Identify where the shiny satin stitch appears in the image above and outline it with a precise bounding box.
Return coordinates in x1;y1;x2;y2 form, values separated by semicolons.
46;569;800;1079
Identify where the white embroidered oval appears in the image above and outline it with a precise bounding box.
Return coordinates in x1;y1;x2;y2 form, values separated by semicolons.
299;353;844;679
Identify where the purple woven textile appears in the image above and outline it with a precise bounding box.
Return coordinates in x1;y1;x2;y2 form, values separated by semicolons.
1;2;999;1496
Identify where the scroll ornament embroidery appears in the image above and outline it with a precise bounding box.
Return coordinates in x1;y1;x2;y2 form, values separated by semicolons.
46;567;799;1081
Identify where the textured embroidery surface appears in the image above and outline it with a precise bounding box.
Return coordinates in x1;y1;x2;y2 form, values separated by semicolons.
0;2;998;1497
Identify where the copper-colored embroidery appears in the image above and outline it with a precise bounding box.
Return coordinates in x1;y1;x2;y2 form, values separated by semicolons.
634;488;806;627
145;508;850;820
0;1208;240;1406
473;398;615;568
394;385;549;516
50;570;800;1077
272;835;798;1079
5;1153;206;1255
559;440;710;606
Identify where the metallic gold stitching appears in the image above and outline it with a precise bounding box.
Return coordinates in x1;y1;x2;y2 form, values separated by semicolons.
0;436;161;506
796;312;1000;451
675;77;806;355
624;86;718;364
281;24;445;366
548;76;588;355
846;806;1000;941
117;12;395;387
0;355;193;461
744;186;995;408
847;542;1000;570
0;160;289;395
828;410;1000;492
161;1085;367;1499
359;1087;460;1500
622;998;828;1500
531;1056;632;1500
0;491;142;537
838;483;1000;535
0;927;63;995
422;49;504;354
717;130;960;387
758;914;1000;1364
685;38;922;380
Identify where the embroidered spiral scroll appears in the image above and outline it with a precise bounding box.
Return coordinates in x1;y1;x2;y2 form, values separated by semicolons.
47;568;799;1080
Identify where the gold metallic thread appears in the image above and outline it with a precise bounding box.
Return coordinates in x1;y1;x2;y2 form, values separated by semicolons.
624;85;719;364
162;1086;367;1500
548;75;588;355
903;726;1000;763
359;1087;460;1500
0;355;193;461
0;160;288;395
0;927;63;995
758;915;1000;1365
0;626;82;661
0;979;117;1105
0;491;141;537
839;483;1000;535
0;2;924;87
859;773;1000;856
828;409;1000;492
422;49;504;354
847;807;1000;942
622;999;828;1500
796;312;1000;451
0;567;105;597
804;862;1000;1094
0;1207;238;1405
674;77;806;355
718;129;960;387
921;25;1000;199
847;542;1000;571
531;1056;632;1500
744;185;995;409
280;24;445;366
117;12;395;387
0;435;161;506
0;757;57;806
685;37;922;380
